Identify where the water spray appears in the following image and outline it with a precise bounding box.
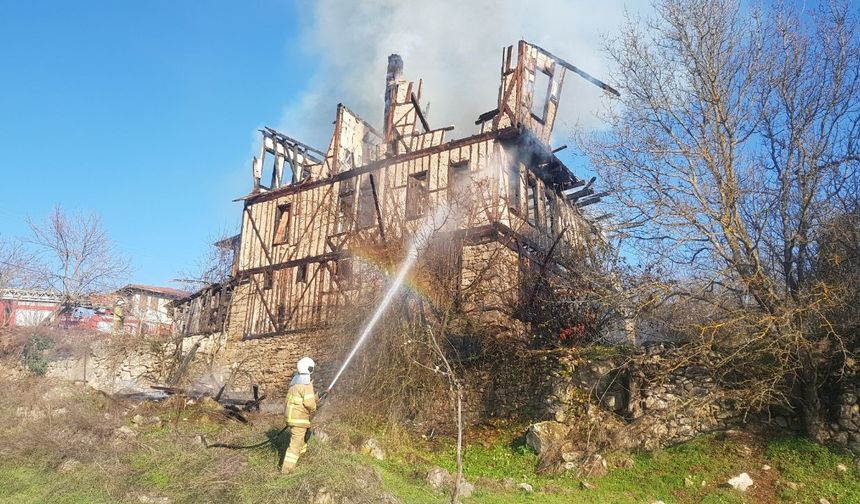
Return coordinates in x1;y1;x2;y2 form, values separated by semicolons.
205;205;449;450
324;204;450;396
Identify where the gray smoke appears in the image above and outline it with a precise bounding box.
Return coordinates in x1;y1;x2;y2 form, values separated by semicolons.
280;0;649;149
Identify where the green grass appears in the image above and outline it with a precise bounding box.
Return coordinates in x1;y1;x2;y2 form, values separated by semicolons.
766;436;860;503
0;394;857;504
373;431;859;504
0;464;115;504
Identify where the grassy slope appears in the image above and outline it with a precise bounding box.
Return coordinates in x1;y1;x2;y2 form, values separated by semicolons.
0;380;857;504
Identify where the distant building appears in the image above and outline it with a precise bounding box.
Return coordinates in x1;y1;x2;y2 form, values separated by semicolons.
0;288;64;327
116;284;189;336
0;288;115;331
0;285;188;335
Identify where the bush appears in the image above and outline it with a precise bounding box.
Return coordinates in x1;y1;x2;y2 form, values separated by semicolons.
20;334;55;376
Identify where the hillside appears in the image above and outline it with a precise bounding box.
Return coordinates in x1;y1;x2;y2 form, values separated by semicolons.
1;374;857;504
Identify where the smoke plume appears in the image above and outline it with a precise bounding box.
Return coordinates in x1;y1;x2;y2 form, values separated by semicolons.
281;0;649;148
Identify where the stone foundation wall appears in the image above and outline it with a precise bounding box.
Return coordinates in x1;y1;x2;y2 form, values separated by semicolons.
816;362;860;454
178;329;340;398
543;344;745;451
540;344;860;455
46;337;172;393
44;323;860;457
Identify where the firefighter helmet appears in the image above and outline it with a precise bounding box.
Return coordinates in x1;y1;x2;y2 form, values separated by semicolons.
297;357;315;375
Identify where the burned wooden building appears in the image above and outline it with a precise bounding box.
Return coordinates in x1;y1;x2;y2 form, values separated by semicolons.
173;40;616;343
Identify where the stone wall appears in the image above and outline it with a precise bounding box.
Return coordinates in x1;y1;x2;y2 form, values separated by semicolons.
46;337;171;393
176;329;340;398
538;344;860;456
816;358;860;454
542;344;745;451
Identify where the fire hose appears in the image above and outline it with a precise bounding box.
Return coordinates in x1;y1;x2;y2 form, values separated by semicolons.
204;206;443;450
204;211;437;450
203;390;329;450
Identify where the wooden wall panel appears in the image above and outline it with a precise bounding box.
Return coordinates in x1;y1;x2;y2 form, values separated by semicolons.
231;131;593;339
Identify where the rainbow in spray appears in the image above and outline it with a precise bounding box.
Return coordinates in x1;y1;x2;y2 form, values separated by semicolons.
325;204;450;393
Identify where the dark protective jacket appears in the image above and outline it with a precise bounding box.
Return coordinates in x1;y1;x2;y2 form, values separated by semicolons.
285;373;317;427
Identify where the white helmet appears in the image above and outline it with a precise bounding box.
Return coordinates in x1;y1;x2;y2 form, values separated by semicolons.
297;357;316;375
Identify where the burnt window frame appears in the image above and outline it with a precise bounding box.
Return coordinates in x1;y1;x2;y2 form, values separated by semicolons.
526;175;539;227
447;160;470;204
356;171;379;230
530;68;554;124
336;178;356;234
339;147;354;171
273;202;292;245
507;163;522;215
406;170;430;220
259;151;277;190
296;263;308;284
544;189;557;235
335;258;355;289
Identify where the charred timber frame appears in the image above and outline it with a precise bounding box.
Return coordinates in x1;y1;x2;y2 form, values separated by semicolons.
174;40;616;340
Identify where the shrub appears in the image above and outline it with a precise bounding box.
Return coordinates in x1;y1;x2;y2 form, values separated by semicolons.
20;334;55;376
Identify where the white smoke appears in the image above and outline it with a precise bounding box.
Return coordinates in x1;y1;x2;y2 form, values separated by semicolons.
280;0;650;148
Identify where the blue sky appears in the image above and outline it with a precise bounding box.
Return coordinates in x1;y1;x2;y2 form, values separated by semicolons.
0;1;313;287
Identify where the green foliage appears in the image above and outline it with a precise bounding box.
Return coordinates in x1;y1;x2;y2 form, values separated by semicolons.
20;334;55;376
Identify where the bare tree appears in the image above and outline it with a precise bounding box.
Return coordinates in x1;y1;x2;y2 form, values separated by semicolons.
581;0;860;433
27;206;130;319
0;235;37;291
0;235;38;329
175;230;237;288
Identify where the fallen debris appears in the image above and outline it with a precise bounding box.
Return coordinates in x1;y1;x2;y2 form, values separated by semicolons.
148;383;264;423
526;421;571;455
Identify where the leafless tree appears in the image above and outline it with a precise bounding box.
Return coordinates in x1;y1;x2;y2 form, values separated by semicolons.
0;235;37;291
581;0;860;433
175;229;237;287
27;206;130;319
0;235;38;329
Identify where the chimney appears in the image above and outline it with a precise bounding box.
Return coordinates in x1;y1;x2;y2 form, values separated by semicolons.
383;54;403;141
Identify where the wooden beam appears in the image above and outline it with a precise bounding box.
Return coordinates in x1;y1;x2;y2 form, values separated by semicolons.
576;194;606;207
243;207;274;268
369;173;386;241
249;273;279;333
240;251;345;277
565;187;594;201
246;127;518;205
526;41;620;97
410;92;431;132
261;126;326;159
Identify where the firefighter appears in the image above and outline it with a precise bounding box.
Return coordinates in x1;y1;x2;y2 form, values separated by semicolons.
281;356;317;474
112;299;125;334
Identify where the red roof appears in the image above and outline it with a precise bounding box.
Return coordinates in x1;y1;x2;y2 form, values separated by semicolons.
120;284;189;299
